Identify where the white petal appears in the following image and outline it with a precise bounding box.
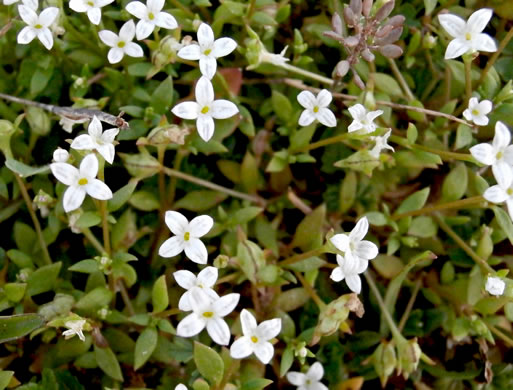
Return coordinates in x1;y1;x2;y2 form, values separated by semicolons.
316;107;337;127
124;42;144;57
463;108;472;122
493;121;511;149
297;90;316;109
254;342;274;364
172;101;199;120
316;89;332;107
18;4;37;25
101;128;119;143
469;143;494;165
438;13;466;38
257;318;281;340
135;20;155;40
37;28;54;50
467;8;493;34
86;179;112;200
88;115;102;138
119;20;136;41
197;23;214;46
196;115;215;142
23;0;38;9
230;337;254;359
483;185;508;204
189;216;214;237
148;0;163;12
174;270;196;289
330;266;345;282
240;309;257;335
310;383;329;390
199;56;217;80
211;100;239;119
17;26;36;44
366;109;384;122
50;163;78;185
39;7;59;27
53;148;69;163
158;236;185;258
63;186;86;212
197;266;218;287
184;238;208;264
177;313;205;337
474;34;497;52
212;37;237;58
308;362;324;381
479;100;493;114
473;114;489;126
286;372;306;386
444;38;470;59
87;7;101;25
79;153;98;177
492;162;513;188
97;0;115;6
177;44;201;60
69;0;87;12
99;30;118;47
330;233;349;252
348;120;363;132
298;110;315;127
175;384;188;390
507;199;513;221
155;12;178;29
125;1;147;19
346;274;362;293
178;291;192;311
213;293;239;317
164;210;189;235
206;317;230;345
196;76;215;105
348;104;367;120
504;146;513;165
354;240;378;261
349;217;369;242
107;47;124;64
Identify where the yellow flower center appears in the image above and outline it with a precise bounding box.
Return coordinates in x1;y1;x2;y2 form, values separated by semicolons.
471;109;479;116
465;32;472;41
201;106;210;114
204;48;212;55
251;335;259;343
117;41;126;48
184;232;190;241
78;178;88;186
202;311;214;318
87;1;94;6
313;106;319;113
508;188;513;196
35;24;43;29
148;12;155;20
496;151;503;160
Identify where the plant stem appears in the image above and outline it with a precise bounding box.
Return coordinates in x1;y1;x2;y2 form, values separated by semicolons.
118;279;135;317
279;247;326;266
389;135;475;162
388;58;414;101
290;132;352;154
477;27;513;88
97;160;111;256
391;196;485;220
463;55;473;105
433;213;494;274
294;271;325;309
14;175;52;265
279;63;334;86
398;278;422;332
169;0;194;17
81;228;106;254
486;323;513;348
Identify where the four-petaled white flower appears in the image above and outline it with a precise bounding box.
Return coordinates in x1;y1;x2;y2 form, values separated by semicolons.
126;0;178;40
230;309;281;364
171;76;239;142
463;97;493;126
297;90;337;128
53;148;69;163
348;104;383;134
369;129;394;158
70;116;119;164
176;288;240;346
174;266;219;311
330;254;369;294
469;121;513;187
330;217;379;264
286;362;328;390
438;8;497;60
177;22;237;80
69;0;113;25
485;276;505;296
17;4;59;50
62;319;87;341
99;20;144;64
159;210;213;264
50;153;113;212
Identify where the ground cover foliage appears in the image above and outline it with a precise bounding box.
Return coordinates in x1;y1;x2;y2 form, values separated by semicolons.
1;0;513;388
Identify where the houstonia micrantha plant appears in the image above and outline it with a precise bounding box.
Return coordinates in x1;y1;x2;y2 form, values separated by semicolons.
3;0;513;388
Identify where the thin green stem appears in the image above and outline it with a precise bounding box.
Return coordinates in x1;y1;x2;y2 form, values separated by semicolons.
478;27;513;88
290;132;352;154
487;323;513;348
169;0;194;17
391;196;485;220
398;278;422;332
279;63;334;86
118;279;135;317
294;271;325;309
81;228;106;254
279;247;326;266
389;135;475;162
388;58;414;101
463;55;473;105
97;159;111;256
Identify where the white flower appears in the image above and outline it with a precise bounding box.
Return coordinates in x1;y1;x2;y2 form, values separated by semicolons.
159;210;214;264
485;276;505;296
62;320;86;341
4;0;36;9
53;148;69;163
330;216;379;264
286;362;328;390
17;4;59;50
261;45;289;66
70;116;119;164
463;97;492;126
99;20;144;64
176;288;240;346
59;116;88;133
469;121;513;187
348;104;383;134
171;76;239;142
483;178;513;221
174;266;219;311
230;309;281;364
297;90;337;128
50;153;113;212
177;22;237;80
438;8;497;60
69;0;113;25
175;385;187;390
126;0;178;40
369;129;394;158
330;254;369;294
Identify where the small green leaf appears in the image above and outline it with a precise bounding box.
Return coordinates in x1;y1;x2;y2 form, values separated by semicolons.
492;206;513;246
0;313;45;343
0;371;14;390
280;345;294;377
26;262;62;296
75;211;102;229
237;240;265;283
5;159;50;178
150;76;174;114
4;283;26;302
374;73;403;98
69;260;99;274
408;216;438;238
241;378;274;390
194;342;224;386
441;163;468;202
108;180;138;212
94;345;123;382
76;287;113;313
291;204;326;250
271;90;293;122
134;327;158;370
174;190;228;212
276;288;311;312
395;187;430;215
129;190;161;211
152;275;168;313
339;171;357;213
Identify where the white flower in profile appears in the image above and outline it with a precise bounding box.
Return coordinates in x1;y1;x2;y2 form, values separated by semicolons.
53;148;69;163
99;20;144;64
4;0;37;9
50;153;113;212
485;276;505;296
176;288;240;346
59;116;88;133
159;210;214;264
330;217;379;264
469;121;513;187
286;362;328;390
62;320;87;341
177;22;237;80
463;97;493;126
230;309;281;364
174;266;219;311
70;116;119;164
438;8;497;60
126;0;178;40
69;0;114;25
171;76;239;142
483;178;513;221
330;254;369;294
297;90;336;128
369;129;394;158
17;4;59;50
348;104;383;134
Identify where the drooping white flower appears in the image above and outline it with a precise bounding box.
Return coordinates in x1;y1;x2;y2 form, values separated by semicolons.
483;178;513;221
62;320;87;341
126;0;178;40
50;153;113;212
438;8;497;60
99;20;144;64
297;90;337;128
469;121;513;187
159;210;214;264
261;45;289;66
463;97;493;126
70;116;119;164
286;362;328;390
369;129;394;158
176;288;240;346
330;216;379;264
53;148;69;163
348;104;383;134
174;266;219;311
17;4;59;50
171;76;239;142
485;276;505;296
177;22;237;80
59;116;88;133
69;0;114;25
330;254;369;294
4;0;37;9
230;309;281;364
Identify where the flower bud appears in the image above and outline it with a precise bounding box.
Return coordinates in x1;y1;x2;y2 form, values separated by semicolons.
335;60;350;77
332;13;343;35
379;44;403;58
375;0;395;22
372;341;396;387
53;148;69;163
343;7;357;27
396;338;421;378
362;0;373;17
349;0;362;17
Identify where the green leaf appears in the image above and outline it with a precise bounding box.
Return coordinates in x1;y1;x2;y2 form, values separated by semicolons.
271;91;293;122
241;378;274;390
5;159;50;178
150;76;174;114
134;327;158;370
75;287;113;313
4;283;26;302
339;171;357;213
238;105;255;137
280;345;294;377
108;180;138;212
75;212;102;229
441;163;468;202
491;206;513;246
291;204;326;250
394;187;430;215
0;371;14;390
26;262;62;296
276;288;311;312
374;73;403;98
174;190;228;212
0;313;45;343
94;345;123;382
334;150;380;176
129;190;161;211
194;341;224;386
241;151;260;193
227;207;263;227
69;260;99;274
408;216;438;238
152;275;168;313
237;240;265;283
424;0;437;15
